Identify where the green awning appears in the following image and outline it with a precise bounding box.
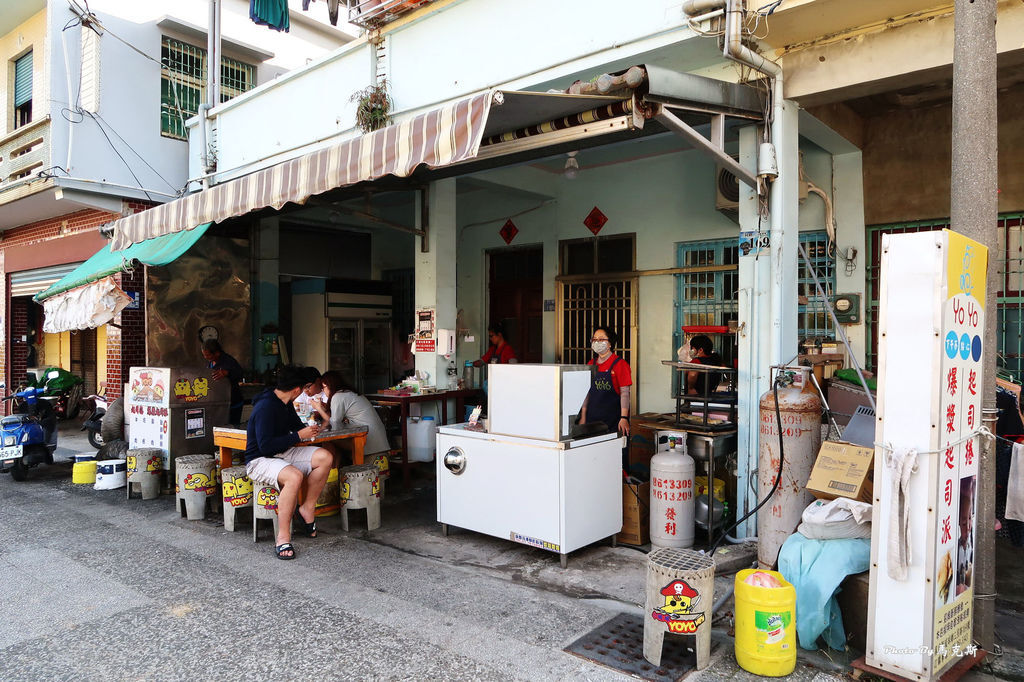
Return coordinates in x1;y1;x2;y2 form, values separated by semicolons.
34;223;211;302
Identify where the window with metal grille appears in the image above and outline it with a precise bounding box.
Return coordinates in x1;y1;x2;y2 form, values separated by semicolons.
160;37;255;140
559;234;635;276
673;231;835;364
866;213;1024;380
13;50;33;129
798;232;836;340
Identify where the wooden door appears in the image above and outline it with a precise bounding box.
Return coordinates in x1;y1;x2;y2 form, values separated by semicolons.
488;246;543;363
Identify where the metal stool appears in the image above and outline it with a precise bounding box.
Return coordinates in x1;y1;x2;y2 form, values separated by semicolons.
340;464;380;531
252;482;281;542
174;454;216;520
221;466;253;532
643;547;715;670
126;448;162;500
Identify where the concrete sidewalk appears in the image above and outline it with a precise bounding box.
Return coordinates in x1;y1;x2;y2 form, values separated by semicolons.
0;422;1016;680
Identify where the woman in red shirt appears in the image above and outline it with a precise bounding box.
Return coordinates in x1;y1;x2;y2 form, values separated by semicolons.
474;322;517;366
578;326;631;437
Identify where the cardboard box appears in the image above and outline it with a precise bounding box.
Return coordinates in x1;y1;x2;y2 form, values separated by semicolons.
617;481;650;546
806;440;874;503
626;420;660;477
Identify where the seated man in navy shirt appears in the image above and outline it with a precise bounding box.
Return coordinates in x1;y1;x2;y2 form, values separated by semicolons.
244;365;332;560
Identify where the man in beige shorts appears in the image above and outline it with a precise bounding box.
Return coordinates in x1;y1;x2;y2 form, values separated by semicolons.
244;365;333;560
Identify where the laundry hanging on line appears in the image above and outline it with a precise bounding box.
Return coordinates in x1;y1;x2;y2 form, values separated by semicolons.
250;0;290;32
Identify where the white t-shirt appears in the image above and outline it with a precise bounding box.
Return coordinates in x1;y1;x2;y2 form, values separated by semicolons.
329;391;390;455
293;390;327;416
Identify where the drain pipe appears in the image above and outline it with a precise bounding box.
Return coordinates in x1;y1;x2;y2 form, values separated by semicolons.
684;0;787;540
722;0;786;368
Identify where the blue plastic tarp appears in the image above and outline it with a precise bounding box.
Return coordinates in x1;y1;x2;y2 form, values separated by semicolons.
777;532;871;650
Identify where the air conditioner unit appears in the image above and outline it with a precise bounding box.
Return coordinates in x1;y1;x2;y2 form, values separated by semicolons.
715;164;740;223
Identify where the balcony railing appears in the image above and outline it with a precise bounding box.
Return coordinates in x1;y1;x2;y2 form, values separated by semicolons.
347;0;434;29
0;116;50;188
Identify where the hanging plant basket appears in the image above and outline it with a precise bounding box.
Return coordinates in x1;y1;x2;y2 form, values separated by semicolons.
351;80;394;133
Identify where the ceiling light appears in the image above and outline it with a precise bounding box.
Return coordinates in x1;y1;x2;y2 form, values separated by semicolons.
564;151;579;180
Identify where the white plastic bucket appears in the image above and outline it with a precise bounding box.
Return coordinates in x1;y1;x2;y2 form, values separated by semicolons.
95;459;127;490
74;452;96;463
407;416;437;462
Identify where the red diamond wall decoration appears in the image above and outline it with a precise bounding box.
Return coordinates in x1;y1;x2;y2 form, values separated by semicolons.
499;219;519;244
584;206;608;235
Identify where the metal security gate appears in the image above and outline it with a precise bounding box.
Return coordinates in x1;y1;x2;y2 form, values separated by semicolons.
867;213;1024;379
557;277;638;411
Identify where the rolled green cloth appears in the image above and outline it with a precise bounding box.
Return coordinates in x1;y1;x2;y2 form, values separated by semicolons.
833;367;876;391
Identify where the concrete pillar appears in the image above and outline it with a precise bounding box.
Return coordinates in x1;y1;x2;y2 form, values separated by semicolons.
253;218;280;373
414;179;458;390
770;100;800;368
832;152;867;364
735;125;767;538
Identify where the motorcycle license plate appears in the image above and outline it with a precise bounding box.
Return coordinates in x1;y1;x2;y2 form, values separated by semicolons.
1;444;23;461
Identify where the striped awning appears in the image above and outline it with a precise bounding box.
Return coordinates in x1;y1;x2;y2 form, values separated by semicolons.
108;90;631;251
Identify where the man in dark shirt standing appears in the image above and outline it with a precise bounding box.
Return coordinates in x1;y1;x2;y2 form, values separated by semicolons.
686;334;724;395
244;365;332;560
201;339;244;424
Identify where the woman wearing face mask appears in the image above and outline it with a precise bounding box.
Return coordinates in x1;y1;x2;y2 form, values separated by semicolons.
578;327;632;438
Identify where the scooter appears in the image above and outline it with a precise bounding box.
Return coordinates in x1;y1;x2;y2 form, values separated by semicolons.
81;390;108;449
0;383;58;481
23;368;84;420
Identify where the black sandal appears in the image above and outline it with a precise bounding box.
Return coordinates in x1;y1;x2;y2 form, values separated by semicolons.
296;513;317;538
275;543;296;560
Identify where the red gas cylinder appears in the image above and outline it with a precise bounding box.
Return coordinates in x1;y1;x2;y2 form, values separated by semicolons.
757;367;821;568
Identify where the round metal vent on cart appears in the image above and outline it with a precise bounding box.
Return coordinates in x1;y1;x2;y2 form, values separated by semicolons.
443;446;466;475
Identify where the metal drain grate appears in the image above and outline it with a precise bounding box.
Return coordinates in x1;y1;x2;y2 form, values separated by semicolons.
564;612;698;681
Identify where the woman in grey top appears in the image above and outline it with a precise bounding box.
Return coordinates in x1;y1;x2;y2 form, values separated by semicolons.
312;371;391;457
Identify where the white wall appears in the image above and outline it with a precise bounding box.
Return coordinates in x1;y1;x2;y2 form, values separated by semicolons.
198;0;723;181
444;136;849;414
42;0;350;199
453;144;740;414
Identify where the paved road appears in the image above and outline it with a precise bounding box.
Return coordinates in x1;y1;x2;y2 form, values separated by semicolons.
3;422;1014;681
0;426;640;680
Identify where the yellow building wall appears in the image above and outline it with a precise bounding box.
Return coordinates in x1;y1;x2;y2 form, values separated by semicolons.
1;8;49;136
97;325;107;390
42;331;72;370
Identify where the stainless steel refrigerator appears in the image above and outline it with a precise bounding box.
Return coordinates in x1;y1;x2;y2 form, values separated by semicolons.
292;282;393;393
328;319;391;394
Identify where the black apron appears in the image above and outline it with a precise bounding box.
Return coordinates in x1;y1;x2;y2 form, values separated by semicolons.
587;356;622;435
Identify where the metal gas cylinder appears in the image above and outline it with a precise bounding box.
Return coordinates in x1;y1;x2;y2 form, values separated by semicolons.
650;443;696;548
757;367;822;568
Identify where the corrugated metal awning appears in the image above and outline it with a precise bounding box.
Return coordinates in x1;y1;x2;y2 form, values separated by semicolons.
10;263;81;298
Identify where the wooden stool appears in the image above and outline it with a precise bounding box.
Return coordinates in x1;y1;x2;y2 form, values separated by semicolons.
643;547;715;670
174;454;216;520
221;466;253;532
340;464;380;531
126;448;162;500
252;482;281;542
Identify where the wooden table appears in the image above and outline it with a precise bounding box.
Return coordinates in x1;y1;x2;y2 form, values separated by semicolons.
365;388;483;485
212;425;368;470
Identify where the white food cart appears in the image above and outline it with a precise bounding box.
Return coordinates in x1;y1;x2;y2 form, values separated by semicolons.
436;364;623;567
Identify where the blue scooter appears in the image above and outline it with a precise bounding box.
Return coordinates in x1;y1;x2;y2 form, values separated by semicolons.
0;383;58;481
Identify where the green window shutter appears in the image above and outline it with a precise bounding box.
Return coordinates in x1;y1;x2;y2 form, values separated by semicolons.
14;51;33;107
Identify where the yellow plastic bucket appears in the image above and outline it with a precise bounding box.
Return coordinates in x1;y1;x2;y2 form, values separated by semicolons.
734;568;797;677
72;461;98;484
695;476;725;502
315;467;340;517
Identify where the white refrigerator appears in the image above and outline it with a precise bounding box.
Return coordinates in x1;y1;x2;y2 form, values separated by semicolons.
435;364;623;567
